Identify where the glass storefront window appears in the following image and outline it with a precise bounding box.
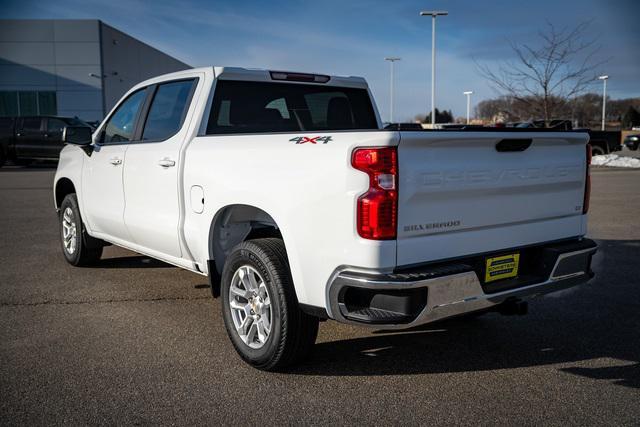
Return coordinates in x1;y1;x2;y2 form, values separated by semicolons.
0;92;19;116
0;91;57;116
18;92;38;116
38;92;57;115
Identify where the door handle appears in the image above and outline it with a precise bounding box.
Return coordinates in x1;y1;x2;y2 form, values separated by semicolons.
158;158;176;168
109;157;122;166
16;133;22;137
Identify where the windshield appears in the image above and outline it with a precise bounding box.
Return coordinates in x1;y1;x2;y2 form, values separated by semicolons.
206;80;378;134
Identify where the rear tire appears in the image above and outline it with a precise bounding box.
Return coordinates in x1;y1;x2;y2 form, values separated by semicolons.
0;148;5;168
221;238;319;371
59;194;103;266
590;145;605;156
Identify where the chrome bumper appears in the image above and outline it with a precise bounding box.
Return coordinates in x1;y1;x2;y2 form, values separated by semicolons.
327;241;597;329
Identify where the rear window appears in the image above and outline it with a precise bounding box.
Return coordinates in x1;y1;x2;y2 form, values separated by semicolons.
206;80;377;134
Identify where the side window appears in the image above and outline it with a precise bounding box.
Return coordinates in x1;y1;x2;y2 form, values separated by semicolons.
102;89;147;144
141;79;195;141
47;118;67;133
21;117;41;131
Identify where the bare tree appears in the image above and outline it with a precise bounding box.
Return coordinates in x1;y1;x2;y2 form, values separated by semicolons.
476;21;607;124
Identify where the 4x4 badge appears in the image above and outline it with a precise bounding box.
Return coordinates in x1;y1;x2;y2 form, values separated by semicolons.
290;136;333;144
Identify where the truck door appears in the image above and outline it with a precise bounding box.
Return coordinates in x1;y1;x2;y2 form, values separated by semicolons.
122;78;198;259
81;88;148;242
14;117;45;159
43;117;67;159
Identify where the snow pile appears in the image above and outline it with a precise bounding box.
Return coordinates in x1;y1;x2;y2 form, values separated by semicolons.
591;154;640;168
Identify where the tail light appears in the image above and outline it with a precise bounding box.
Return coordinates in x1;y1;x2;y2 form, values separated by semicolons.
351;147;398;239
583;144;592;214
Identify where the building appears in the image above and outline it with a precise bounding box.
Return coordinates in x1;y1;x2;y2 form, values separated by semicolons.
0;19;190;122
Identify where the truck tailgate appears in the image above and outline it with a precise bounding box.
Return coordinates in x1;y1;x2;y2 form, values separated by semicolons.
396;131;589;266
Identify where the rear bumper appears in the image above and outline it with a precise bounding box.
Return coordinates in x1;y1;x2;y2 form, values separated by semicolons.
327;238;597;328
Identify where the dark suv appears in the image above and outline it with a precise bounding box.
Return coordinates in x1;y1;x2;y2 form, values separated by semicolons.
0;116;92;167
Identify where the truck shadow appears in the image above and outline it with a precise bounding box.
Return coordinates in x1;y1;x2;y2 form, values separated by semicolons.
97;255;174;269
290;239;640;389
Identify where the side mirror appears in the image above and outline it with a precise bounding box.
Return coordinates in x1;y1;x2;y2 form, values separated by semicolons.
62;126;93;146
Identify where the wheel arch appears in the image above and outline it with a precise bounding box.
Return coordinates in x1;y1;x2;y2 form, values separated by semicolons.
589;140;607;155
207;204;285;296
54;177;77;210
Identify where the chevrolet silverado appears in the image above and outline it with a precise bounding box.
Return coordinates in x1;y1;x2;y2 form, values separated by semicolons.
54;67;597;370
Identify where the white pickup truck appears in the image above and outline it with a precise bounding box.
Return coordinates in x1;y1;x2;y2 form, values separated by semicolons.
54;67;597;370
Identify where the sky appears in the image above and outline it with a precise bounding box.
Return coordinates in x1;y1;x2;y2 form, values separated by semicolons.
2;0;639;121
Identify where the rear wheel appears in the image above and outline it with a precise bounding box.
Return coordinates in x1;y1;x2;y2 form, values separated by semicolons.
59;194;103;266
221;238;319;371
0;149;5;167
590;145;605;156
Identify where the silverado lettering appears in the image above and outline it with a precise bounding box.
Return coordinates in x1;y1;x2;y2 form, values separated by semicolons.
403;220;461;233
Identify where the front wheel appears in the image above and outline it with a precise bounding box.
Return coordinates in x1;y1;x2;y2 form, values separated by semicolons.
221;238;319;371
59;194;103;266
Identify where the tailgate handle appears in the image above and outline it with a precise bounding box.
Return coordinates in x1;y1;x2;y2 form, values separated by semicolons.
495;138;532;152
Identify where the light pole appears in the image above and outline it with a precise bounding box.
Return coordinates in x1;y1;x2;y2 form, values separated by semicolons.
463;91;473;124
598;75;608;131
420;10;448;127
384;57;401;123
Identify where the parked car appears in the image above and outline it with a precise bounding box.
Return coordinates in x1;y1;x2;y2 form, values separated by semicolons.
0;116;92;167
624;134;639;150
54;67;597;370
512;120;621;155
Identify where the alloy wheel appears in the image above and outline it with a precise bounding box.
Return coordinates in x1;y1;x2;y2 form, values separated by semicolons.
228;265;272;349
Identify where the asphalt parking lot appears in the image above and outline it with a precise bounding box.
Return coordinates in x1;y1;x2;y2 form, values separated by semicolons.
1;164;639;425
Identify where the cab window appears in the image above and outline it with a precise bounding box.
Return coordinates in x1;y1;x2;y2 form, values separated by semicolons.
141;79;196;141
102;89;147;143
206;80;377;134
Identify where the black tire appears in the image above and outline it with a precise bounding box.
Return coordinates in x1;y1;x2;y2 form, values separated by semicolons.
590;145;605;156
0;148;5;168
59;194;103;266
221;238;319;371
